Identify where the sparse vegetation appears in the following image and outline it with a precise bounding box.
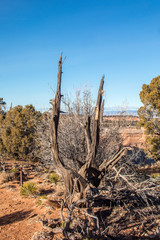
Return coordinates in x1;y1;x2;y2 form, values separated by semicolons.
49;172;60;184
20;182;37;196
0;56;159;240
36;195;47;205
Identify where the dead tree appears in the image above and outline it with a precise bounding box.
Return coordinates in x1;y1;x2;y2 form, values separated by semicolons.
50;54;88;200
50;53;134;201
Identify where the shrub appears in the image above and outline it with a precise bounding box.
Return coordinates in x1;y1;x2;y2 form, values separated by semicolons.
0;104;42;161
10;168;18;173
49;173;60;184
20;182;37;196
137;76;160;160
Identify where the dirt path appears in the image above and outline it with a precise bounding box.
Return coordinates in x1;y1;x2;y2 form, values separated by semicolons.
0;184;43;240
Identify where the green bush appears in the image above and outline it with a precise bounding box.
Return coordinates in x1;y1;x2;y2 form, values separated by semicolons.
20;182;37;196
49;173;60;184
0;104;42;161
137;76;160;160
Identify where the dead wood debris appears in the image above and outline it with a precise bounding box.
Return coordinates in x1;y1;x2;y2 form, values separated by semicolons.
38;54;160;239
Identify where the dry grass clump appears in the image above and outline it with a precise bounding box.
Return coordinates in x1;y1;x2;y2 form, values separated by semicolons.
20;182;37;196
49;173;60;184
36;195;47;205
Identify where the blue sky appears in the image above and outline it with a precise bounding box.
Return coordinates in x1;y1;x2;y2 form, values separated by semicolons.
0;0;160;111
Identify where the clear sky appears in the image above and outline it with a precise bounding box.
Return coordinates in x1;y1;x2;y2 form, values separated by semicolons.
0;0;160;111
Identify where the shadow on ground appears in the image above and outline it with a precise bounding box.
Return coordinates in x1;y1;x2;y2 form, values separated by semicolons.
39;188;55;195
0;210;32;226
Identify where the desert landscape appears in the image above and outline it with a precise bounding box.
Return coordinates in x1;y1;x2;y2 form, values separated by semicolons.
1;2;160;239
0;113;159;240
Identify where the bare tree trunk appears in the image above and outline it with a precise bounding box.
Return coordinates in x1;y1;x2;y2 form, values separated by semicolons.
100;99;104;125
50;54;88;200
50;53;64;171
79;75;104;181
89;75;104;166
84;115;92;155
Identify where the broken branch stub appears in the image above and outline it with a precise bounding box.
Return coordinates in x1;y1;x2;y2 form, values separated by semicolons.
50;53;64;169
50;54;88;200
91;75;104;164
78;75;104;184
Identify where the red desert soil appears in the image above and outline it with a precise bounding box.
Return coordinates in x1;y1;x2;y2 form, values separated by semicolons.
0;181;64;240
0;184;43;240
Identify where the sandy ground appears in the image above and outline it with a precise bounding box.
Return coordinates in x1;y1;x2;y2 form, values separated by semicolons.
0;181;64;240
0;183;43;240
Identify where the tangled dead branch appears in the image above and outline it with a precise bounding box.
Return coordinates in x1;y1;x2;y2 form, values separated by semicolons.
43;54;160;239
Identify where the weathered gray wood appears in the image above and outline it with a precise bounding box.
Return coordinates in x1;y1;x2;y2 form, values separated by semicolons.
79;75;104;181
99;147;133;172
100;99;104;125
84;115;92;155
50;53;88;201
90;75;104;165
50;53;64;169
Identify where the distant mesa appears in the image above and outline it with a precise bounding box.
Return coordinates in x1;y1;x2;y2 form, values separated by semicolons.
104;107;138;116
